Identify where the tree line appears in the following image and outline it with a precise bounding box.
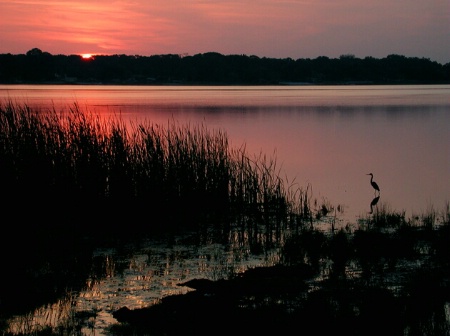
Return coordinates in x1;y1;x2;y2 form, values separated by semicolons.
1;48;449;85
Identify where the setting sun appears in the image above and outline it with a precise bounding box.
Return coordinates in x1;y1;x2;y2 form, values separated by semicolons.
81;54;93;59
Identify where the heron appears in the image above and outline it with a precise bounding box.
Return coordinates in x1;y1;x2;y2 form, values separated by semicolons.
366;173;380;195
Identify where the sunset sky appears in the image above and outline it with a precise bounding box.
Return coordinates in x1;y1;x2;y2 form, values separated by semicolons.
1;0;449;63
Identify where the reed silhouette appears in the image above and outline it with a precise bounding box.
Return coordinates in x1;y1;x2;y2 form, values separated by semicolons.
2;103;449;336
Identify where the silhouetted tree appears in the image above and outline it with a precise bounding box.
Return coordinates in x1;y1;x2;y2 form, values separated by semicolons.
1;48;449;84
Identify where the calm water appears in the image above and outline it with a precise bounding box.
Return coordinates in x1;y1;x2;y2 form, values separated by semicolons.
2;84;449;223
1;84;449;334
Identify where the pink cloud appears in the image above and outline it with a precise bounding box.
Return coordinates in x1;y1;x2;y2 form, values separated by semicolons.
0;0;448;62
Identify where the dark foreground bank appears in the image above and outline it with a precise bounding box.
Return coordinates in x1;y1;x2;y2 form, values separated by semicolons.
108;217;450;336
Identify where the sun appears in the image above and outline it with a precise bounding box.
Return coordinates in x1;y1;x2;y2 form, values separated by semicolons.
81;54;93;60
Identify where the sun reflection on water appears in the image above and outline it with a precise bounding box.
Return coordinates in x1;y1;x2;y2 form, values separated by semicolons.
16;228;278;335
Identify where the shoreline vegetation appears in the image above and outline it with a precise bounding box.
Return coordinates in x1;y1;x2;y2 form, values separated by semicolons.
1;48;449;85
0;100;299;229
0;102;449;335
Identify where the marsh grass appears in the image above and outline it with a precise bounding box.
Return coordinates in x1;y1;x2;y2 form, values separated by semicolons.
107;206;450;336
0;101;342;239
1;102;449;335
0;102;298;232
273;205;450;335
0;101;307;334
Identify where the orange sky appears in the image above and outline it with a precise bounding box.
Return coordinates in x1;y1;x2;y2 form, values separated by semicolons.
1;0;449;63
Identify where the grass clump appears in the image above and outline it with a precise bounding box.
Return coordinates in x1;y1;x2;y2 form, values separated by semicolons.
0;101;301;329
2;101;449;336
0;101;296;234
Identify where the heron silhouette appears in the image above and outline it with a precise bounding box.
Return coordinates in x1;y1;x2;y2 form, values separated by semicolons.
366;173;380;195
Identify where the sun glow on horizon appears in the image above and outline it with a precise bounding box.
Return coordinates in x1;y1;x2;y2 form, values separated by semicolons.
0;1;448;64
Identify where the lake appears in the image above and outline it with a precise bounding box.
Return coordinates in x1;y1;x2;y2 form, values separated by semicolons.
1;84;449;335
2;84;449;224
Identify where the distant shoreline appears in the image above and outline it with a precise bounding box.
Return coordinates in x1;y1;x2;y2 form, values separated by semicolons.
2;80;449;85
2;49;449;86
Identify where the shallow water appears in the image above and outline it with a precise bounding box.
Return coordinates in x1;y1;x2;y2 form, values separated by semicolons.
5;227;285;335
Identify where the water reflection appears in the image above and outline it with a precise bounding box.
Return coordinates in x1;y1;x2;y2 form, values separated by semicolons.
369;195;381;214
4;295;91;335
4;219;291;335
4;203;450;335
3;84;447;222
1;85;449;335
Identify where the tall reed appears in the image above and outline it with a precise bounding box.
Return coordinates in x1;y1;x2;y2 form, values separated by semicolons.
0;101;302;233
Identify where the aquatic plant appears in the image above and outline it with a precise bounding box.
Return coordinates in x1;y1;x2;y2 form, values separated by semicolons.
0;101;298;232
1;101;449;336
